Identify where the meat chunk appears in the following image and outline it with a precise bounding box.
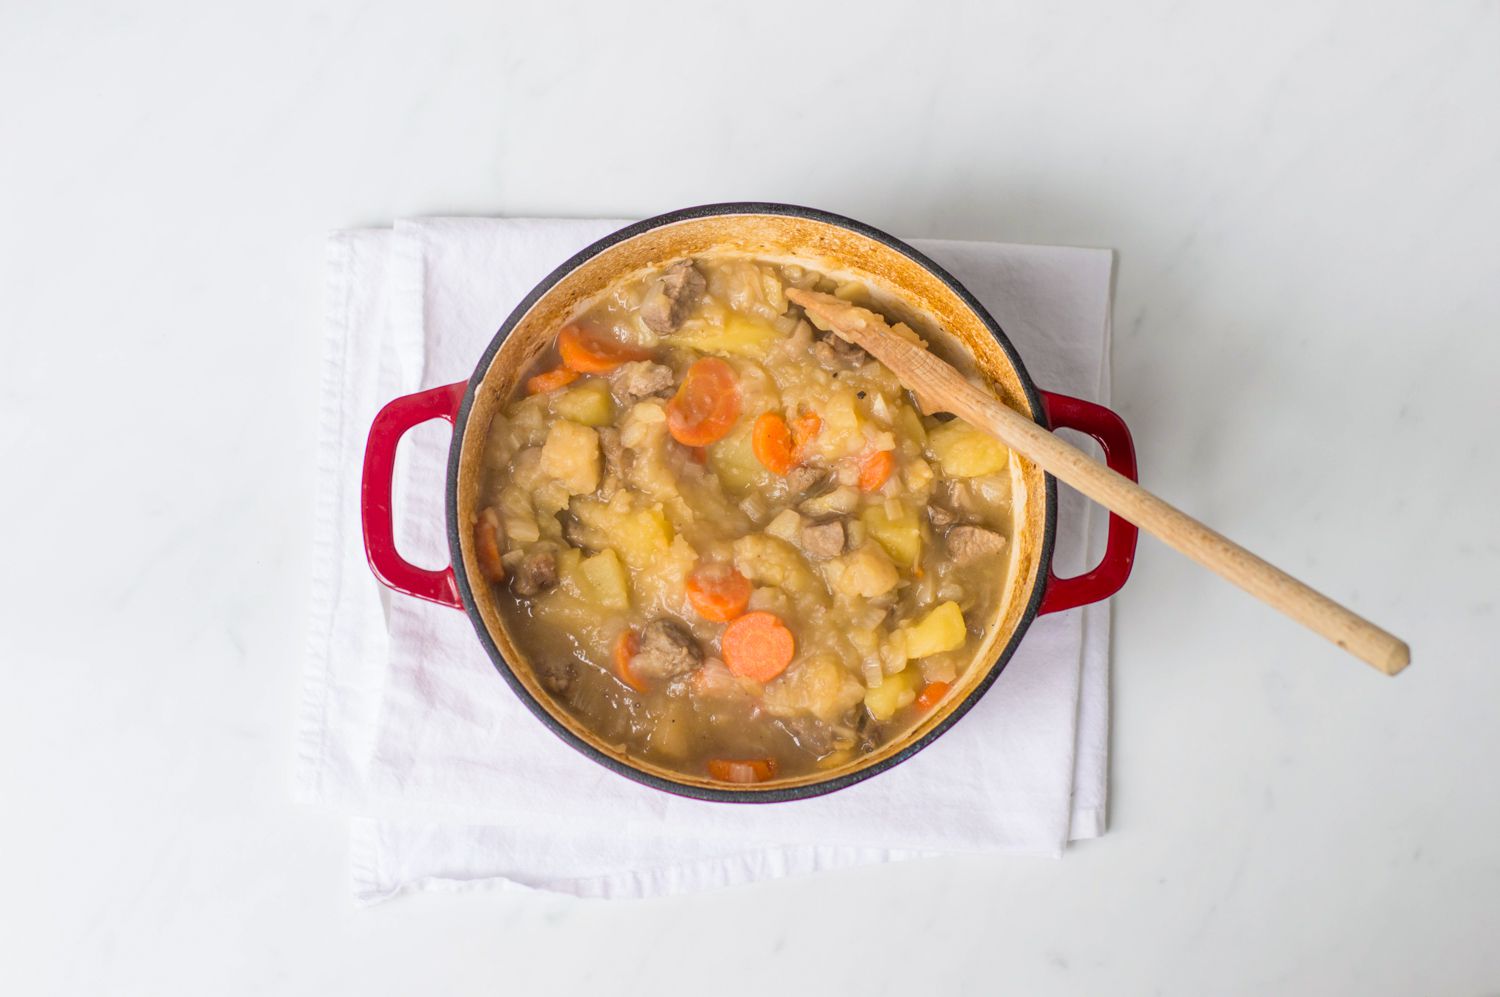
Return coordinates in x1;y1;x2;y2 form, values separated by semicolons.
596;426;626;498
811;332;867;370
537;658;576;697
639;260;706;333
927;503;957;529
799;518;847;559
946;524;1008;564
681;658;748;701
784;465;832;501
510;545;559;596
610;360;675;400
810;340;841;370
774;714;838;756
630;618;703;680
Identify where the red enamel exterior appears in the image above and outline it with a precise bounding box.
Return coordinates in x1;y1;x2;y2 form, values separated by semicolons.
359;380;467;609
1036;391;1140;615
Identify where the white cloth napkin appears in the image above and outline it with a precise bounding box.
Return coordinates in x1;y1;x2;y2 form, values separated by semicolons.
299;217;1116;902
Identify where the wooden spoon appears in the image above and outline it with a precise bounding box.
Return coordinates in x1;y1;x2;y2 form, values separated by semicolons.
786;288;1410;676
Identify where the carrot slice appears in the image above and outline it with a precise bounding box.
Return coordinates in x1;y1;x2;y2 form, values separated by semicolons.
721;611;795;682
526;366;580;395
474;508;506;583
858;449;895;492
707;757;778;784
685;562;752;622
558;325;650;374
666;357;741;446
612;629;646;693
751;412;796;475
915;680;951;712
790;411;821;461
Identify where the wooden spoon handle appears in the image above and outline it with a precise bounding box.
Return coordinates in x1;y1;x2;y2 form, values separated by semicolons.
787;289;1411;675
962;385;1408;675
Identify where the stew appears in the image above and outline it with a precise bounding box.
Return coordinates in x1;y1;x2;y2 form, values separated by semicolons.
474;255;1018;783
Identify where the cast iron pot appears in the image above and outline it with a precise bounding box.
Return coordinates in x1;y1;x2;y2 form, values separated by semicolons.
360;203;1139;803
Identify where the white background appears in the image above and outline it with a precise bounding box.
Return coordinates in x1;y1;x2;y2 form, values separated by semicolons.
3;1;1497;994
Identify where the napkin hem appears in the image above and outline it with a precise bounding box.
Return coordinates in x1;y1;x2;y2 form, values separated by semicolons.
1064;259;1115;840
1069;806;1106;840
295;231;357;804
348;818;1062;904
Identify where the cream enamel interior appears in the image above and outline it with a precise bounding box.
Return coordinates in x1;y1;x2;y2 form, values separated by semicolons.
454;213;1050;794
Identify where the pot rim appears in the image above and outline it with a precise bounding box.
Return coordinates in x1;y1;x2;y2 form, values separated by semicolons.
444;202;1058;803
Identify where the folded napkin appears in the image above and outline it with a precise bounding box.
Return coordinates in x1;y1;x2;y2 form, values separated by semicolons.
299;217;1115;902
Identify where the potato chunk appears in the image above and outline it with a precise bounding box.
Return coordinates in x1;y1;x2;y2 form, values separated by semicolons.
763;654;866;723
927;421;1009;478
670;316;780;358
552;379;615;427
764;508;803;544
732;532;824;600
708;422;771;493
540;420;601;495
903;601;967;659
818;388;864;456
892;403;928;446
497;485;541;544
864;665;920;720
862;501;922;568
571;496;674;571
799;485;860;517
825;540;900;599
579;548;630;610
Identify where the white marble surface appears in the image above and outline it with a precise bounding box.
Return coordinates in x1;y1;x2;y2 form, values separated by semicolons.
2;1;1497;993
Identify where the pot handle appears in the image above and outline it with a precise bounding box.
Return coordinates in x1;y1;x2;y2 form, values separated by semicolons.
360;381;468;609
1036;391;1140;615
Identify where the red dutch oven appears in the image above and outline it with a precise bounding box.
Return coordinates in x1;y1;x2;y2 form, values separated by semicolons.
361;204;1138;802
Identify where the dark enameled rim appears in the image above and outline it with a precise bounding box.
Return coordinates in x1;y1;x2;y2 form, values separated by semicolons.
444;202;1059;803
